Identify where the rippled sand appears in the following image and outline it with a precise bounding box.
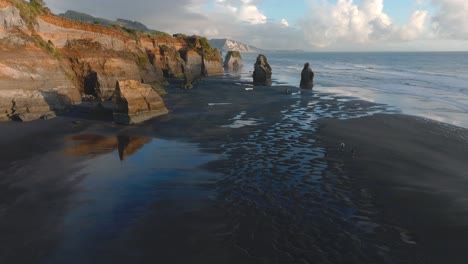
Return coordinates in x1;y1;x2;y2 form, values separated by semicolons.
1;76;467;263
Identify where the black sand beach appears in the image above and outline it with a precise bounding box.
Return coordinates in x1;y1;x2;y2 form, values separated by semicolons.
1;76;468;263
318;114;468;263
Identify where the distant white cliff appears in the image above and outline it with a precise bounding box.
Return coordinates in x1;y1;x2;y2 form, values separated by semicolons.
209;39;262;53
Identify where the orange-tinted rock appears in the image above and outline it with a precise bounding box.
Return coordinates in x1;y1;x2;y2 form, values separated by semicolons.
0;1;221;122
113;80;168;125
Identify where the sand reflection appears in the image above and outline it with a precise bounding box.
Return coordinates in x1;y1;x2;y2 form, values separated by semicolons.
65;134;151;160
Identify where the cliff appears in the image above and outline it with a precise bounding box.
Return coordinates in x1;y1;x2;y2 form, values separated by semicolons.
59;10;170;36
209;38;262;53
0;0;223;121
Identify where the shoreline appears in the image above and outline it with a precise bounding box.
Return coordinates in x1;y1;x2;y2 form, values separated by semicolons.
1;77;468;262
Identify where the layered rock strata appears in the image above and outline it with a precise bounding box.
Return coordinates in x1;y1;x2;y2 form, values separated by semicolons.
113;80;168;125
0;0;223;121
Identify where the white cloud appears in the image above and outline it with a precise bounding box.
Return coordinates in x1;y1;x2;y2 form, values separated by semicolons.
43;0;468;51
239;4;266;24
301;0;429;48
399;10;428;40
215;0;267;24
431;0;468;39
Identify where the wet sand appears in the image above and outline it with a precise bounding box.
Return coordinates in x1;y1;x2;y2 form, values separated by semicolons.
318;114;468;263
1;76;468;263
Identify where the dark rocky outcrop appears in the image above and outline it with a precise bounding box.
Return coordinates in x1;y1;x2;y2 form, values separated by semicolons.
253;54;272;86
224;51;243;72
113;80;168;125
300;62;314;89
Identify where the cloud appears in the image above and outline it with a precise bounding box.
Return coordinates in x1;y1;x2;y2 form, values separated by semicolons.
43;0;467;51
280;19;289;27
44;0;301;50
215;0;267;24
431;0;468;39
301;0;429;48
399;10;428;40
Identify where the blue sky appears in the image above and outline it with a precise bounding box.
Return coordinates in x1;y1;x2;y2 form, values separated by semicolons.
46;0;468;51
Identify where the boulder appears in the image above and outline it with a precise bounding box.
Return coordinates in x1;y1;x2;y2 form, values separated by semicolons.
253;54;272;86
0;89;71;121
224;51;243;71
300;63;314;89
113;80;168;125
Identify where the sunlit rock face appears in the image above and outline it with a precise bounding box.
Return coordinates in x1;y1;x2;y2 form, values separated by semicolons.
0;0;221;121
113;80;168;125
0;2;79;121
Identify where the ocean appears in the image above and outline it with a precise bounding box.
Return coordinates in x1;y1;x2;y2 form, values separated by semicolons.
240;52;468;128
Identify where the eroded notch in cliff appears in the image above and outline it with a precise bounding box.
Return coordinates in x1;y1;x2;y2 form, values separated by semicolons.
84;70;99;97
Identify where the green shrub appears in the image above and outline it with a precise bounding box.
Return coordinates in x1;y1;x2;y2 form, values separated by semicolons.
33;34;61;60
11;0;47;29
136;56;149;65
229;51;242;59
147;31;171;39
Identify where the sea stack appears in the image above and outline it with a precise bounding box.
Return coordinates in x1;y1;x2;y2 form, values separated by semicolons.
253;54;272;86
224;51;243;71
300;62;314;89
113;80;168;125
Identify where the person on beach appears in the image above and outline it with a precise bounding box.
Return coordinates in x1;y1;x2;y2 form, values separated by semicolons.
300;62;314;89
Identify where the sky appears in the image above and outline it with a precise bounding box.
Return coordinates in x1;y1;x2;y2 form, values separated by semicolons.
44;0;468;51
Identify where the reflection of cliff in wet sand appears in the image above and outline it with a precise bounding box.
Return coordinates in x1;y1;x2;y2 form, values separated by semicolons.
117;135;152;161
65;134;151;160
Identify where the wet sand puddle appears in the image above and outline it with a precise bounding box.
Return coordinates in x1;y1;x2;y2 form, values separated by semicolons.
45;135;220;263
213;93;415;263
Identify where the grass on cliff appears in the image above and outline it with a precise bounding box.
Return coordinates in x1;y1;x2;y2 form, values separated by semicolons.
33;34;61;60
136;55;149;66
112;25;171;42
147;31;171;39
11;0;48;30
182;35;221;61
228;51;242;59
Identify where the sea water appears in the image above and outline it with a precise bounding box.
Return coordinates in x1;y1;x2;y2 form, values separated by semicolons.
240;52;468;128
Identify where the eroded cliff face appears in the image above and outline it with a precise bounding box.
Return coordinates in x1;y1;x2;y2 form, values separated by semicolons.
0;1;81;121
0;0;223;121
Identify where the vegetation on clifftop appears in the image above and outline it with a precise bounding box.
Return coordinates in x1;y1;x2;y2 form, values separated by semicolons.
228;51;242;58
181;35;221;61
11;0;50;30
60;10;172;39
